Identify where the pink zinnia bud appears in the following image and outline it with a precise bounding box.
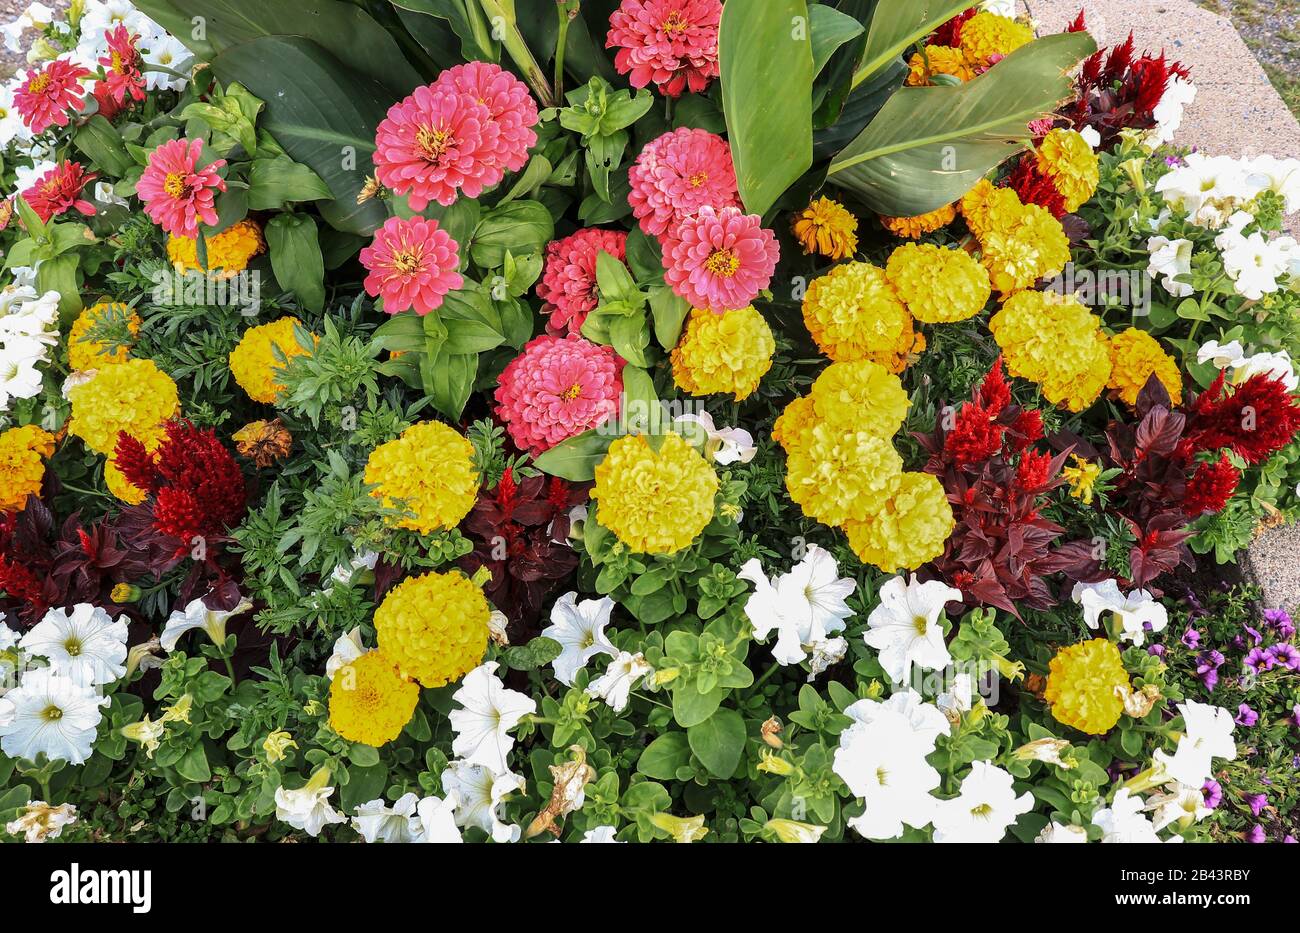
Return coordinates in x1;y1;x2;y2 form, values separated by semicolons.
432;62;539;176
662;205;779;312
536;228;629;335
628;127;739;238
607;0;722;98
14;58;91;134
373;84;501;210
137;138;227;238
495;334;625;455
360;215;464;316
23;161;98;223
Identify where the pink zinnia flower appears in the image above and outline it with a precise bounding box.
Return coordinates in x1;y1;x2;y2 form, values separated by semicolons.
662;205;779;312
14;58;91;134
23;161;97;222
536;228;629;335
495;334;625;455
137;138;227;238
607;0;722;98
628;127;739;237
97;24;147;107
373;84;500;210
360;215;463;316
432;61;539;175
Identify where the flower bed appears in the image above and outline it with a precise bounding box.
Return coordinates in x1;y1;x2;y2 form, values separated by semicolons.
0;0;1298;845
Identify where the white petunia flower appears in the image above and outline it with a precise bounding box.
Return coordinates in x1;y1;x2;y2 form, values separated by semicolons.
1155;154;1261;228
1244;154;1300;214
738;544;855;667
0;669;109;765
352;793;422;843
415;793;463;843
936;672;976;723
5;800;77;843
581;825;623;843
835;705;940;841
449;662;536;775
864;574;961;685
329;549;379;586
673;410;757;465
1152;700;1237;787
1071;579;1167;646
1146;236;1195;297
1196;339;1246;369
1145;783;1212;832
324;627;365;680
845;688;950;752
441;760;525;843
1217;228;1294;300
805;635;847;681
540;592;616;686
274;771;346;837
1036;821;1088;843
159;594;253;653
1093;788;1165;843
1231;349;1298;392
585;651;652;713
1;2;54;53
139;31;192;92
20;604;128;687
93;181;128;208
931;761;1033;843
1145;76;1197;147
1079;125;1102;150
978;0;1017;15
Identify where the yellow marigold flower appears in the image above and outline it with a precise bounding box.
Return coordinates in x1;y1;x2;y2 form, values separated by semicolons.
671;306;775;401
802;262;913;364
166;218;266;279
0;424;55;512
1061;455;1102;506
1036;128;1100;213
978;201;1071;295
959;11;1034;67
783;423;903;526
375;570;489;687
591;432;718;555
104;459;147;505
364;421;479;535
228;317;314;405
843;471;954;572
989;291;1111;412
328;650;420;746
772;395;817;452
885;242;992;324
67;302;141;373
793;196;859;260
1106;327;1182;407
880;202;958;239
959;181;1026;241
1045;638;1130;735
67;358;178;455
906;45;975;85
809;359;910;438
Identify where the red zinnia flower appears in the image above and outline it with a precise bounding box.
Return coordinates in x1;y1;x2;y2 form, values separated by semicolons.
14;58;90;134
97;24;147;107
607;0;722;98
1182;454;1239;516
22;161;97;222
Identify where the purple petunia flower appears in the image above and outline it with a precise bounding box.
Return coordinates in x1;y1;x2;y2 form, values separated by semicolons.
1202;780;1223;808
1181;627;1201;649
1263;608;1295;639
1235;704;1259;727
1148;644;1166;658
1244;625;1264;646
1199;668;1219;692
1267;643;1300;671
1246;793;1268;817
1244;647;1274;673
1247;825;1267;843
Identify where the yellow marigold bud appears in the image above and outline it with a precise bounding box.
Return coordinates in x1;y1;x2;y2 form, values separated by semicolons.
0;424;55;512
67;358;178;455
363;421;479;534
802;261;914;365
808;359;910;439
959;11;1034;67
783;423;903;526
978;201;1071;295
1106;327;1182;407
906;45;975;86
228;317;314;404
880;202;958;240
885;242;991;324
591;433;718;555
166;218;266;279
1044;638;1130;735
1036;128;1100;213
328;650;419;746
989;291;1111;412
67;301;141;373
671;305;775;401
792;196;859;260
843;471;954;572
263;730;298;764
374;570;489;688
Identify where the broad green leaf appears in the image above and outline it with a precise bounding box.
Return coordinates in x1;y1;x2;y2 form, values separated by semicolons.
827;32;1097;216
247;156;332;210
421;348;478;420
853;0;977;87
637;732;693;780
265;214;326;313
391;0;497;62
533;429;614;481
73;116;133;176
810;3;865;77
687;708;747;778
719;0;814;216
469;200;555;269
209;37;391;234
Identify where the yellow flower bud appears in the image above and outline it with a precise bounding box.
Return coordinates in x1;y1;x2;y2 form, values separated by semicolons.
648;812;708;843
263;730;298;764
764;818;827;843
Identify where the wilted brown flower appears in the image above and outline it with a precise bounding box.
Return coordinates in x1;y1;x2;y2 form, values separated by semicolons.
233;418;292;468
524;745;595;839
357;175;384;204
761;716;784;749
